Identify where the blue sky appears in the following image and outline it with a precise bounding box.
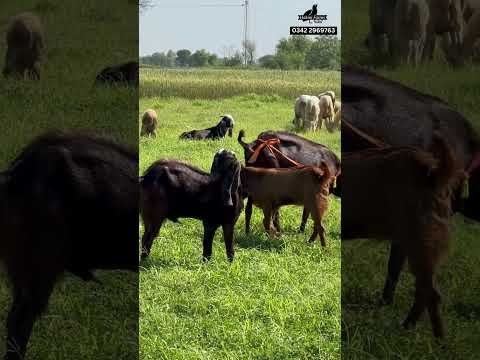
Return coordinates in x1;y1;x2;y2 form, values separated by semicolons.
140;0;341;57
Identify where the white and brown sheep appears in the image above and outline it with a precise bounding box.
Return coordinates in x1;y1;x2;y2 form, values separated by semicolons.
141;109;158;137
3;12;45;80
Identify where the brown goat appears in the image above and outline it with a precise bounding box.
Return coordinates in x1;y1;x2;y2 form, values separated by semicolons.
240;164;335;245
3;13;45;80
141;109;158;137
341;135;465;338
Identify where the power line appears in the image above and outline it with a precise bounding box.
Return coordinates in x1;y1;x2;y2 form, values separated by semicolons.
156;3;243;8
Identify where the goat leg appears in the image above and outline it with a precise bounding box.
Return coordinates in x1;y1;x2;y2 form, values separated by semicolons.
427;279;445;338
245;197;253;234
403;274;429;331
202;222;218;261
262;206;278;236
141;219;163;260
382;242;407;305
5;275;56;360
222;223;235;262
299;208;309;232
273;208;282;233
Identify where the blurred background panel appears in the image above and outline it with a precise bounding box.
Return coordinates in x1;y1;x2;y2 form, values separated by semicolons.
0;0;138;359
341;0;480;359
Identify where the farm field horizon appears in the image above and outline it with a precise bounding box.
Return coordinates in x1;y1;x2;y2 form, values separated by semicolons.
139;68;341;359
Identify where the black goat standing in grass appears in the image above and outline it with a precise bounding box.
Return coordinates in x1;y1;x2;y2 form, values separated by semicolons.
0;131;138;360
140;149;243;261
179;115;235;140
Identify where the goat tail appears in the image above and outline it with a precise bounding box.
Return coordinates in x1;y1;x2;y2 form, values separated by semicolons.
237;129;250;150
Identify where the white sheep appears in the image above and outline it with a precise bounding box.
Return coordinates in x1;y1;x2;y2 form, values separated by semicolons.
317;93;335;130
293;95;312;129
326;100;341;133
304;96;321;132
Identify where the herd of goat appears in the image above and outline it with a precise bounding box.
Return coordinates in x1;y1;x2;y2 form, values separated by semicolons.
1;7;480;360
367;0;480;65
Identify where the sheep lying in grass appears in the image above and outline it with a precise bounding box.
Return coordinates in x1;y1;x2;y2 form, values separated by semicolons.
141;109;158;137
3;12;45;80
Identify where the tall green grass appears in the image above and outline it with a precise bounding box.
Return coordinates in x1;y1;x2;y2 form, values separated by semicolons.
140;68;340;100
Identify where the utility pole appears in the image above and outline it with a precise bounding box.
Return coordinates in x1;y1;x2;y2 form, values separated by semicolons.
243;0;249;66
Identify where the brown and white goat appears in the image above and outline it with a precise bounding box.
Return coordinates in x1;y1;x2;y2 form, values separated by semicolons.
341;135;465;338
240;164;336;245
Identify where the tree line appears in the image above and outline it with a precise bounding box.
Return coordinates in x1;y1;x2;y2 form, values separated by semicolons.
140;36;340;70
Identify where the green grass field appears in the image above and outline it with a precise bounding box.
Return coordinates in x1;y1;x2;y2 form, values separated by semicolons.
139;69;341;359
0;1;138;359
342;1;480;359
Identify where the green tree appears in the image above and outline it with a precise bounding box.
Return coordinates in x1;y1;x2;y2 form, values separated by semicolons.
176;49;192;67
305;36;340;70
190;49;210;67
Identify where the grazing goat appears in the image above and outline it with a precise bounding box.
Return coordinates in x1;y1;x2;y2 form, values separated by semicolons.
95;61;139;87
0;131;138;360
241;165;335;245
342;135;465;338
3;12;45;80
140;149;243;261
141;109;158;137
179;115;235;140
238;130;340;233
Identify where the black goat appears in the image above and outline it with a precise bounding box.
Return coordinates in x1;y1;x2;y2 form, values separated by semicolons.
95;61;139;87
0;131;138;360
140;149;243;261
180;115;235;140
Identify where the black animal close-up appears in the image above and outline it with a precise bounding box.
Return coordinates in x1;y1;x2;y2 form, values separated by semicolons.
238;129;340;233
95;61;139;87
0;131;138;360
140;149;243;262
179;115;235;140
341;65;480;222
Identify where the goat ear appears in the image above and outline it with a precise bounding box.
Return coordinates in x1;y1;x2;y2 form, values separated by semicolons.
221;164;240;207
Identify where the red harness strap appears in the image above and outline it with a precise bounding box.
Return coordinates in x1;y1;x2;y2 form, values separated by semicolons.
342;118;388;148
247;138;304;168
